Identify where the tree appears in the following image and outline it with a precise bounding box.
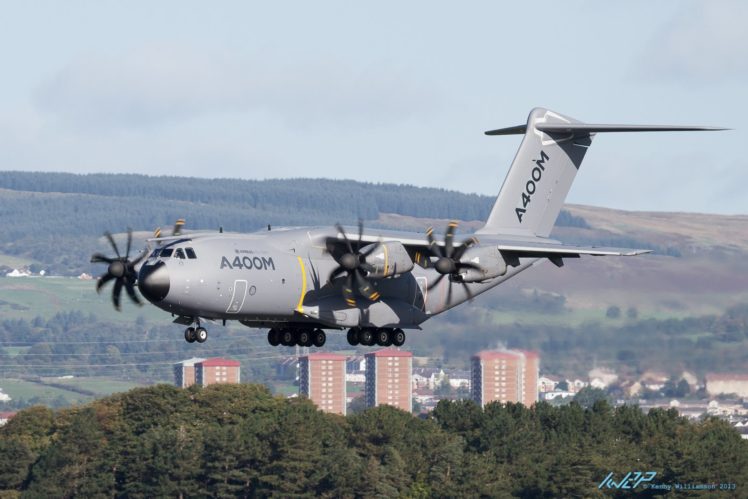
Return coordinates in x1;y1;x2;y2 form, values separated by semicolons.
572;387;610;408
606;305;621;319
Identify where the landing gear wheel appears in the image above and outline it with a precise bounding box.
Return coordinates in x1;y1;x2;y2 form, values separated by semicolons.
267;328;280;346
184;327;196;343
392;328;406;347
312;329;326;347
298;330;312;347
376;329;391;347
195;327;208;343
359;328;374;346
347;328;360;346
281;329;296;346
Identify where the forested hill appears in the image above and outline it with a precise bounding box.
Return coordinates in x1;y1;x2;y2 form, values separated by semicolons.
0;171;586;275
0;171;587;234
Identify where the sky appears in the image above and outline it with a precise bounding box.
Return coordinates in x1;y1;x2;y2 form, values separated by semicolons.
0;1;746;214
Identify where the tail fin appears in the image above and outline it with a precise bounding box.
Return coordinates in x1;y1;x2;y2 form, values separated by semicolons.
477;107;725;238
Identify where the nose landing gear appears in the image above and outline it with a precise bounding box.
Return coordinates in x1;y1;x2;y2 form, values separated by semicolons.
184;323;208;343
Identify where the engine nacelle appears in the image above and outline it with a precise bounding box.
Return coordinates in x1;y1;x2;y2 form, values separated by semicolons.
362;241;414;278
457;245;507;283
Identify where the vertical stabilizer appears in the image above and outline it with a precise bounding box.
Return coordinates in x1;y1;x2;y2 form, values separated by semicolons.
477;108;591;238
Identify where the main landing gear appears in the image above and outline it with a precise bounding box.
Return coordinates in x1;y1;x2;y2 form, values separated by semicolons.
267;328;326;348
346;327;406;347
184;326;208;344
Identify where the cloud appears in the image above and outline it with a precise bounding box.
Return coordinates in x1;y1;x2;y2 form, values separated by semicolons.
637;1;748;83
33;45;438;130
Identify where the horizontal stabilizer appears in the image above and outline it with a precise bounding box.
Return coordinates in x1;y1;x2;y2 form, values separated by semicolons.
536;123;728;134
485;123;727;136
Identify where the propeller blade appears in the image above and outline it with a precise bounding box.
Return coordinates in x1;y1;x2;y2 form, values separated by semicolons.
105;232;121;259
112;279;124;311
361;241;380;258
426;227;443;258
125;228;133;260
446;280;453;305
173;219;185;236
90;253;114;264
360;262;375;274
357;218;364;251
130;250;148;267
444;221;458;257
427;273;446;291
329;266;347;282
355;270;380;301
343;273;357;307
124;280;142;306
154;227;162;238
96;273;115;292
461;282;474;302
452;236;478;261
335;223;354;254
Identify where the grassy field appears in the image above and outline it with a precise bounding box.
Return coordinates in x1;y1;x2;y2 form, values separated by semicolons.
0;377;146;407
0;276;165;322
0;378;91;405
0;253;38;269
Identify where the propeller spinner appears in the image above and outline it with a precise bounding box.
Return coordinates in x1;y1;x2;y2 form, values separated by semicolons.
90;229;147;310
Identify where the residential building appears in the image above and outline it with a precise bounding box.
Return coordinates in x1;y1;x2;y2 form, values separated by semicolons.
471;349;539;407
365;349;413;412
0;412;16;427
706;374;748;398
195;358;241;386
174;357;206;388
299;353;347;415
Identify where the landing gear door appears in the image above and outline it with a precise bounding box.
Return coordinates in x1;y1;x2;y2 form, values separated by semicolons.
226;280;248;314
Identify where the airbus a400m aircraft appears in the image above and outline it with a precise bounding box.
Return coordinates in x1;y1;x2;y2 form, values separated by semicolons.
91;108;723;348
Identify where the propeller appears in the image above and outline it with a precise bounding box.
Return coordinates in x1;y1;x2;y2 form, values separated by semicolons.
90;228;147;311
326;220;381;307
153;218;186;238
425;221;481;305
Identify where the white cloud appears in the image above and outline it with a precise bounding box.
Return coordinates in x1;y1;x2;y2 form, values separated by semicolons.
638;0;748;83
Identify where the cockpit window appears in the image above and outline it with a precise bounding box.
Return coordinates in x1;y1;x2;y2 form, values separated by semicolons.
150;249;160;258
160;248;174;258
174;248;186;259
185;248;197;259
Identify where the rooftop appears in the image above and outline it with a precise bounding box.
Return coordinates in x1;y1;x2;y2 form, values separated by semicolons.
198;358;241;367
302;353;347;361
366;348;413;358
472;349;539;361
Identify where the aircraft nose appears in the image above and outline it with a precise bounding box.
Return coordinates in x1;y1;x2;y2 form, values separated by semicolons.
139;261;170;303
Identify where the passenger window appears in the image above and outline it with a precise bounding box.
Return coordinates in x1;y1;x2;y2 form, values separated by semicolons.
185;248;197;259
175;248;186;259
161;248;174;258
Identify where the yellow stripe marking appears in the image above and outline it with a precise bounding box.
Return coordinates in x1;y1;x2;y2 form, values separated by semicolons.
295;256;307;313
383;243;389;276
